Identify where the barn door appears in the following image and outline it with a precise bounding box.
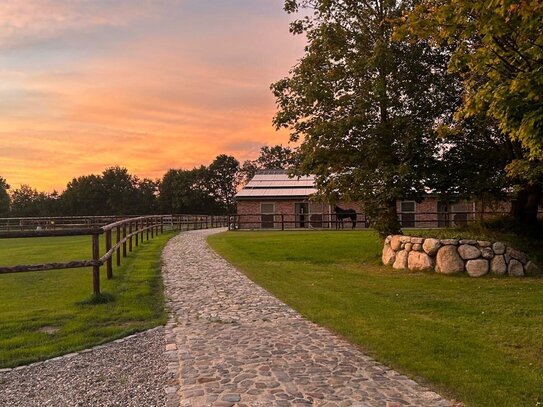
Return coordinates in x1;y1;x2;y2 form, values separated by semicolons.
295;203;309;228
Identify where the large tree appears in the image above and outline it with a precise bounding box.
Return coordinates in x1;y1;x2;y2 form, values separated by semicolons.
272;0;458;235
400;0;543;224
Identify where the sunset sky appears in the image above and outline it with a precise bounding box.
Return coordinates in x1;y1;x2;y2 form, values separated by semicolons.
0;0;306;192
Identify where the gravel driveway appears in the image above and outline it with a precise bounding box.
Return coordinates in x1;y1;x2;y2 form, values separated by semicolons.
0;327;169;407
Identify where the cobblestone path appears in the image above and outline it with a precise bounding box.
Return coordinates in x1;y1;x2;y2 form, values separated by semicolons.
163;229;460;407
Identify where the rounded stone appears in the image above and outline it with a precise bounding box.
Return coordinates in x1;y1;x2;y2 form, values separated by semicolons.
508;259;525;277
382;244;396;266
393;250;409;270
411;237;424;244
481;247;494;260
408;251;434;271
490;255;507;275
412;243;422;251
458;244;481;260
390;235;402;251
440;239;459;246
506;247;528;265
400;236;411;243
404;243;413;252
492;242;505;255
435;246;464;274
422;238;441;256
466;259;489;277
459;239;477;245
477;240;491;247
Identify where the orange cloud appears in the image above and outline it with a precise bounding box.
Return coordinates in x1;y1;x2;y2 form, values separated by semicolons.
0;0;305;191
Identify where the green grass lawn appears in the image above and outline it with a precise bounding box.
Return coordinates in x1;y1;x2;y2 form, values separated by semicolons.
0;231;172;367
208;231;543;407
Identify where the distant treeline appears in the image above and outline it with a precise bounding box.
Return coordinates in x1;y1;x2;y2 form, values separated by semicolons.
0;145;295;217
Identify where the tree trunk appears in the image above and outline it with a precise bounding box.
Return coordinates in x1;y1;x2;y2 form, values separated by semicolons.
374;200;402;237
510;183;542;225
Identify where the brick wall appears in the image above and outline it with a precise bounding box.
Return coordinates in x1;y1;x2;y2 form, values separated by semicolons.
236;200;365;229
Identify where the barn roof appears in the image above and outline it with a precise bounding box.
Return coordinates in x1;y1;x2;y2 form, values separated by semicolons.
235;169;317;200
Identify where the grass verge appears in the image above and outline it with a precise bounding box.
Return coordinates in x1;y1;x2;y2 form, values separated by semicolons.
0;232;172;367
208;230;543;407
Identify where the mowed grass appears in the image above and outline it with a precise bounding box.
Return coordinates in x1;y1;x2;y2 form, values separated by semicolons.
0;231;172;367
208;231;543;407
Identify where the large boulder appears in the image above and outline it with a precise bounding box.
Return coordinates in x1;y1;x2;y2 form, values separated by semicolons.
506;247;528;264
508;259;525;277
382;244;396;266
390;235;402;251
466;259;489;277
458;244;481;260
408;251;434;271
422;238;441;256
436;246;464;274
492;242;505;255
393;250;409;270
490;255;507;275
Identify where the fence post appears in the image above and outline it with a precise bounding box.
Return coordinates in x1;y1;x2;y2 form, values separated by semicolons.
92;233;100;295
122;224;127;257
135;220;139;247
116;226;121;266
160;217;164;234
151;218;154;238
146;218;149;240
106;229;113;279
281;214;285;231
128;221;133;252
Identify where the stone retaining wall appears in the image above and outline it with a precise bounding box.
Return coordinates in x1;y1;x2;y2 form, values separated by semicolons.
382;235;540;277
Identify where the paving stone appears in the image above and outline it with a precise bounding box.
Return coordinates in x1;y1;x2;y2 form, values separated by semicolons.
163;229;462;407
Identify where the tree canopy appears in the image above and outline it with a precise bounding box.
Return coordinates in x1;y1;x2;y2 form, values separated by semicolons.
400;0;543;224
272;0;458;235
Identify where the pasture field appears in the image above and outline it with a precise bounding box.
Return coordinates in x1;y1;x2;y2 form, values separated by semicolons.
0;232;172;367
208;231;543;407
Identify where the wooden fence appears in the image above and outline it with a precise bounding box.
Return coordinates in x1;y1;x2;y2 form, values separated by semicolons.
0;214;228;294
228;210;542;230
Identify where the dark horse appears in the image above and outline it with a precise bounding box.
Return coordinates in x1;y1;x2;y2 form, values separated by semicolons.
334;206;357;229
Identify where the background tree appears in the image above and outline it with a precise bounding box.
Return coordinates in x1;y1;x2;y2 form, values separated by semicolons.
9;185;59;217
400;0;543;225
241;144;297;183
0;177;10;216
61;174;108;215
207;154;241;213
272;0;458;235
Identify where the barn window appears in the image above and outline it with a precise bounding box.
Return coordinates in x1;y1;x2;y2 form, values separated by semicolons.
260;203;275;229
400;201;416;228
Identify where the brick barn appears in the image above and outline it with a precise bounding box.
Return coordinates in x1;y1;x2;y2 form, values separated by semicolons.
234;169;519;229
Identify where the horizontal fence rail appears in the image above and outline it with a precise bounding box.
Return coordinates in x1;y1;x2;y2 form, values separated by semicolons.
229;210;543;230
0;214;228;295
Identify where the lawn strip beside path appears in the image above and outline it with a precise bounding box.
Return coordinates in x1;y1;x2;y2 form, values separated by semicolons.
208;231;543;407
